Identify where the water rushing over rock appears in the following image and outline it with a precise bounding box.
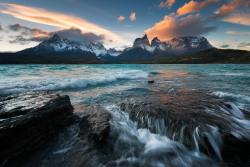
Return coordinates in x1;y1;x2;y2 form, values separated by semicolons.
1;89;250;167
119;89;250;166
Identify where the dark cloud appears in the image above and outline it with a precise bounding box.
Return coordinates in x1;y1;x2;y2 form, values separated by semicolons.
220;44;230;48
8;23;48;36
9;35;30;45
49;28;105;43
0;21;3;31
7;24;105;45
238;42;250;48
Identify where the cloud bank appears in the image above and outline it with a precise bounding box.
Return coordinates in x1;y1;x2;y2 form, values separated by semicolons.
7;24;105;45
145;14;218;41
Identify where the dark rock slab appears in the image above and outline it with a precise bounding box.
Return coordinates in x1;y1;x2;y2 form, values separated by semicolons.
76;104;111;146
19;103;112;167
119;89;250;166
0;91;75;166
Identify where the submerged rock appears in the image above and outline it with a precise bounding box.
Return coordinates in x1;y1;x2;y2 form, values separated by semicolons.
119;89;250;166
0;91;75;166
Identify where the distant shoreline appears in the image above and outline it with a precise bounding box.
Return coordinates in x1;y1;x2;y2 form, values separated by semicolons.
0;48;249;64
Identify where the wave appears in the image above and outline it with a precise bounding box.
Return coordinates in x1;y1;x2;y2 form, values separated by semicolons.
212;91;250;103
209;73;250;77
0;70;148;95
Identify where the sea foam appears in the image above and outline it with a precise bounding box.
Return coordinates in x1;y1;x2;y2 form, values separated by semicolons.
0;70;148;95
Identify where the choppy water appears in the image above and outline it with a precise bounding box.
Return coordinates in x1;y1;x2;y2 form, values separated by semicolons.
0;64;250;166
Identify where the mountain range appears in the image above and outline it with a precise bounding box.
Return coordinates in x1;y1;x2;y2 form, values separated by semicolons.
17;34;214;63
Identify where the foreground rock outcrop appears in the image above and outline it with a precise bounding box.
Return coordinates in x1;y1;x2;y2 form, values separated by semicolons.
0;92;75;166
19;104;112;167
119;89;250;166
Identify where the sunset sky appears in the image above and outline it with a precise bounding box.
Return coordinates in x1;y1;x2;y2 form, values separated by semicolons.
0;0;249;52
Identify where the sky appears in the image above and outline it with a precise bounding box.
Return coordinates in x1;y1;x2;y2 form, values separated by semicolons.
0;0;249;52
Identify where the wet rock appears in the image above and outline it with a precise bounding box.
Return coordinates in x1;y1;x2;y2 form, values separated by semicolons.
148;80;155;83
0;91;75;166
119;89;250;166
12;103;112;167
77;105;111;146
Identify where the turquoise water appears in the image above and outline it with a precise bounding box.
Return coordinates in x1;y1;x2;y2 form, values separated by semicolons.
1;64;250;166
1;64;250;110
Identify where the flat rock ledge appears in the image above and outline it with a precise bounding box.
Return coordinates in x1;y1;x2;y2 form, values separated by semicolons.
0;91;75;166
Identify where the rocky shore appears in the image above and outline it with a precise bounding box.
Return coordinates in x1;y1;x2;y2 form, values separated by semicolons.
0;92;76;166
0;90;250;166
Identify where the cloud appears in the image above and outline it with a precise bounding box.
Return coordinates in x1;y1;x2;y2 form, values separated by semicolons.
50;28;104;43
118;16;125;21
8;23;49;36
7;24;105;45
220;44;230;48
9;35;30;45
226;30;250;35
206;0;249;23
177;0;220;16
145;14;218;41
222;13;250;26
238;42;250;48
0;3;125;44
146;0;249;42
158;0;176;9
130;12;136;21
0;21;3;31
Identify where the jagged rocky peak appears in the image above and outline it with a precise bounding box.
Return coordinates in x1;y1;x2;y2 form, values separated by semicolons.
133;34;150;47
151;37;162;46
169;36;213;50
46;34;71;44
107;48;122;56
49;34;61;41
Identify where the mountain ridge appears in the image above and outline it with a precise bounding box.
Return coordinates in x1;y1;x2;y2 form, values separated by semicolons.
15;33;219;63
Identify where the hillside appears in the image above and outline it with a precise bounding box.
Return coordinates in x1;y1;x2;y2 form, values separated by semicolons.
0;53;105;64
146;49;250;64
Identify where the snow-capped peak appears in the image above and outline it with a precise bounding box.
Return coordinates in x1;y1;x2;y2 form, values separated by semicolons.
37;34;116;57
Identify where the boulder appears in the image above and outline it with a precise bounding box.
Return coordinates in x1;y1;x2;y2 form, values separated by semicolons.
0;91;75;166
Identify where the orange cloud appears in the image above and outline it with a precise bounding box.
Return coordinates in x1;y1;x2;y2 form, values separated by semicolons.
158;0;176;9
145;14;217;41
0;3;125;44
130;12;136;21
205;0;249;24
222;13;250;26
118;16;125;21
226;30;250;35
177;0;220;16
